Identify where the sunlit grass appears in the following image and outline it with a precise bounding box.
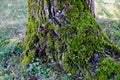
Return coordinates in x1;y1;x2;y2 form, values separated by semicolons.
95;0;120;20
95;0;120;47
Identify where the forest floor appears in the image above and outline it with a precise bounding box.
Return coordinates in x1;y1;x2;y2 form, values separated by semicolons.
0;0;120;80
0;0;28;79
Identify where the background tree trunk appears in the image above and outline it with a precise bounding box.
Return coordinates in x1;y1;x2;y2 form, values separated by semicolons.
20;0;120;75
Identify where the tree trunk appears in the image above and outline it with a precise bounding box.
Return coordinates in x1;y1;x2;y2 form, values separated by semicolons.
20;0;120;76
87;0;95;17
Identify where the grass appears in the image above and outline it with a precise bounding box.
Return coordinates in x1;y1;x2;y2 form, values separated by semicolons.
0;0;27;79
95;0;120;47
0;0;27;42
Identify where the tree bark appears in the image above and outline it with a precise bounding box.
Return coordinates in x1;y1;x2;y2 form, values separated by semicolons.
87;0;95;17
20;0;120;76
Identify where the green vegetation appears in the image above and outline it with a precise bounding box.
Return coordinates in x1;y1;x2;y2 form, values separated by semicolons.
0;0;120;79
96;0;120;47
97;58;120;80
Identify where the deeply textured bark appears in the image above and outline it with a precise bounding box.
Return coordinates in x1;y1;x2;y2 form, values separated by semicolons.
21;0;120;77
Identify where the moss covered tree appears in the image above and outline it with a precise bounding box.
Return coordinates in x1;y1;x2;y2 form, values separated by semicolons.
20;0;120;78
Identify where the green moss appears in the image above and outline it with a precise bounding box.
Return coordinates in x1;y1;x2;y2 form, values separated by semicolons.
21;50;36;66
20;0;46;65
103;40;120;55
0;39;10;47
96;58;120;80
61;1;104;74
